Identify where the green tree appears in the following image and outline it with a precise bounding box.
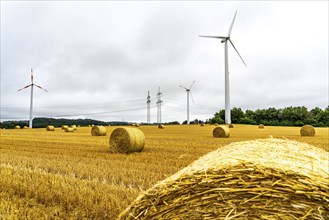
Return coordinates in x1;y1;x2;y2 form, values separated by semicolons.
231;107;245;123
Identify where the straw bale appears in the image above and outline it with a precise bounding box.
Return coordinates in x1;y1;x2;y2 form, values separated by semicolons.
46;125;55;131
200;123;205;126
158;124;165;129
64;127;74;132
213;125;230;138
109;127;145;153
229;124;234;128
300;125;316;136
14;125;20;129
259;124;265;129
214;123;219;126
70;125;77;130
23;126;29;129
91;126;107;136
119;138;329;220
61;125;68;130
135;124;140;127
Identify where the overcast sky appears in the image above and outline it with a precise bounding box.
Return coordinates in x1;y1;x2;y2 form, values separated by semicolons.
1;1;328;123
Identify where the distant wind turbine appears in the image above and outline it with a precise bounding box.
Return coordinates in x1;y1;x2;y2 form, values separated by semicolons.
17;68;48;128
179;80;195;125
199;11;247;124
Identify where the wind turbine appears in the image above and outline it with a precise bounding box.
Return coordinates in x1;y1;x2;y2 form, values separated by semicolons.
199;11;247;124
17;68;48;128
179;80;195;125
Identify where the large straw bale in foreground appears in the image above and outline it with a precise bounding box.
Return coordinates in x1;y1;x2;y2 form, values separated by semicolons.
46;125;55;131
109;127;145;153
91;126;107;136
213;125;230;138
300;125;316;136
119;138;329;219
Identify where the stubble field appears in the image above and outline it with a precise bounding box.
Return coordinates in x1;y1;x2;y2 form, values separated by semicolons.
0;125;328;219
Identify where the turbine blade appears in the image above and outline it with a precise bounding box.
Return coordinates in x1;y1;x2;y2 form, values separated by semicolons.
31;68;34;82
228;11;238;37
179;85;189;90
190;91;195;103
189;80;195;90
34;84;48;92
199;35;227;39
229;39;247;67
17;84;32;92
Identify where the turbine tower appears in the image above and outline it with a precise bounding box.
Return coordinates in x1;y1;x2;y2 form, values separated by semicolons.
147;91;151;124
156;87;163;124
17;68;48;128
199;11;246;124
179;80;195;124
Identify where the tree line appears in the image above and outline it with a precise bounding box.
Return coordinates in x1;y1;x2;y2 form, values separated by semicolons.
209;106;329;127
1;106;328;129
0;117;130;129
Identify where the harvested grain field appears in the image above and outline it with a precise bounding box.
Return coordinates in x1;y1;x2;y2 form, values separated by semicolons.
0;125;328;219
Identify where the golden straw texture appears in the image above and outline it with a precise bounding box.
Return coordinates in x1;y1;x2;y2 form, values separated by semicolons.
109;127;145;153
213;125;230;138
300;125;316;136
91;126;107;136
119;138;329;220
46;125;55;131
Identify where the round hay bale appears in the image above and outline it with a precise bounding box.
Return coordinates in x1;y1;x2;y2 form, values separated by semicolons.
300;125;316;136
200;123;205;127
61;125;68;130
158;124;164;129
109;127;145;153
228;124;234;128
119;138;329;219
23;126;29;129
14;125;21;129
91;126;107;136
135;123;140;127
46;125;55;131
214;123;219;126
64;127;74;132
259;124;265;129
70;125;77;130
213;125;230;138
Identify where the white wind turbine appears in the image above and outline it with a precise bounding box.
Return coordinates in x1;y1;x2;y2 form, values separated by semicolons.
17;68;48;128
179;80;195;124
199;11;247;124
